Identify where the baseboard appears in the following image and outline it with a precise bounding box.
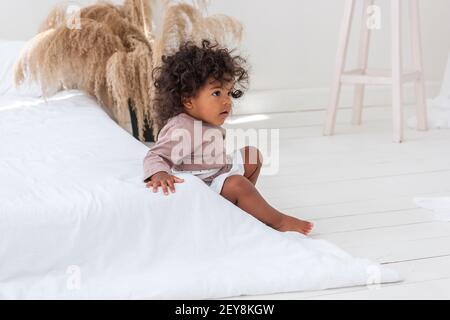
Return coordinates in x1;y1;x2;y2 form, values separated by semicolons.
233;82;440;115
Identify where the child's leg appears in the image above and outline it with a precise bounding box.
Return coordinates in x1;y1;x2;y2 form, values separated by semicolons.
221;175;313;235
240;146;262;185
222;146;313;235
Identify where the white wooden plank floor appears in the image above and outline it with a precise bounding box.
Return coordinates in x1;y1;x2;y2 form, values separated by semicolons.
223;104;450;300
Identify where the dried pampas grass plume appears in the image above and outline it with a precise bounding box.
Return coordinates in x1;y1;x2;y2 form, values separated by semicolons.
15;0;244;141
122;0;154;40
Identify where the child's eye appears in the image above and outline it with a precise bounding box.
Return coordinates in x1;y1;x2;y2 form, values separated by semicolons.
212;91;221;97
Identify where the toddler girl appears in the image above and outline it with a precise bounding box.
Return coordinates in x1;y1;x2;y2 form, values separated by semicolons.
143;40;313;235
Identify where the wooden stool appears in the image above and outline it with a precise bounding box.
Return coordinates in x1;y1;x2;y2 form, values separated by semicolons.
323;0;428;143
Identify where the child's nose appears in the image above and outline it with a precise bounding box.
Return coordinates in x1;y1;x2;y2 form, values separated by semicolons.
223;97;231;107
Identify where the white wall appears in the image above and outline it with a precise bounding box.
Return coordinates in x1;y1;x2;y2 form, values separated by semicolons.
1;0;449;113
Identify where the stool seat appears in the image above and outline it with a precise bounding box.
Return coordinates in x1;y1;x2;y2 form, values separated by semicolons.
323;0;428;143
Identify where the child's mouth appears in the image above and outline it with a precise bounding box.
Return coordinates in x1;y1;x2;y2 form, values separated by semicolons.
219;111;230;118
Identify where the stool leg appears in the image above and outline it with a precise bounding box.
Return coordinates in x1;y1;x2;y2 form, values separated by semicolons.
410;0;428;131
352;0;373;125
324;0;355;136
392;0;403;143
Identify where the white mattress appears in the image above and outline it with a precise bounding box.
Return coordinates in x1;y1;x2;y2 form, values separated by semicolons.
0;91;401;299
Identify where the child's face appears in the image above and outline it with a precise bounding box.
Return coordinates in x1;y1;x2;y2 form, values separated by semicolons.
183;77;234;126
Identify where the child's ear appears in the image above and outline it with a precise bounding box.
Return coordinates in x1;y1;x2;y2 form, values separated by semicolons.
182;96;194;109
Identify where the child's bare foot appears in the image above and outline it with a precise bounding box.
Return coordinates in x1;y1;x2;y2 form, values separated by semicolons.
274;214;314;235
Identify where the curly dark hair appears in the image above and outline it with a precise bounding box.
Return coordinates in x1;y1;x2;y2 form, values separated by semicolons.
151;39;249;135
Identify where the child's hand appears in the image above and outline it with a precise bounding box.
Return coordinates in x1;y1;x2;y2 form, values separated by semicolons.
146;171;184;195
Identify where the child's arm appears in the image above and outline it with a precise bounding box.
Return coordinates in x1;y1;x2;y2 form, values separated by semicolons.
143;117;195;195
143;145;173;183
143;131;185;195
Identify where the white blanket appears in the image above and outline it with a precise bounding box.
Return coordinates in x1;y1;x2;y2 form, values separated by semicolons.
0;91;401;299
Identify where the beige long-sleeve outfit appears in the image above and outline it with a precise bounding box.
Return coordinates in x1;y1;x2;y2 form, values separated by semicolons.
143;112;244;193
